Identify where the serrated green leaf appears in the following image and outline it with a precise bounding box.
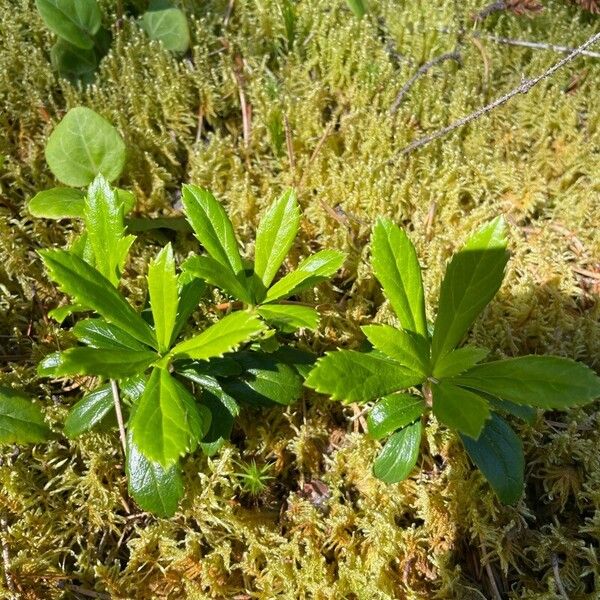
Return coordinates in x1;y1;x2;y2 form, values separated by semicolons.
130;368;207;466
305;350;425;403
269;346;316;379
431;381;490;439
38;347;156;379
126;431;183;517
182;185;244;275
182;255;252;304
170;311;265;361
487;396;537;424
40;249;156;347
48;304;83;324
147;244;178;353
453;355;600;409
265;250;345;302
63;383;113;438
28;187;86;219
461;413;524;504
35;0;101;49
361;324;430;375
0;387;51;444
433;346;489;379
431;218;509;363
45;107;126;187
257;304;319;332
254;190;300;289
221;351;303;406
199;384;239;456
84;175;135;284
367;393;425;440
370;219;427;336
170;275;206;344
73;318;147;351
373;420;421;484
141;4;190;54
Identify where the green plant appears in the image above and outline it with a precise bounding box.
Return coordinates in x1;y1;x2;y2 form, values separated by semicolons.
181;186;346;334
234;459;275;496
306;217;600;504
35;0;190;82
0;387;52;445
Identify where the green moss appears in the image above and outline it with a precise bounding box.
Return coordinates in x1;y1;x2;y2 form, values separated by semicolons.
1;0;600;597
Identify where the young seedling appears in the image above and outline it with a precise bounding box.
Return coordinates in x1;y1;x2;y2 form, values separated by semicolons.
234;459;275;497
37;175;267;516
181;186;346;334
306;217;600;504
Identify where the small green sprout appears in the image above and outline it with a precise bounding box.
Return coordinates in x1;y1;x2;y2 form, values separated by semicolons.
234;460;275;497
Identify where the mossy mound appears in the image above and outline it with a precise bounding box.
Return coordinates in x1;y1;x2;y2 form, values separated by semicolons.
1;0;600;598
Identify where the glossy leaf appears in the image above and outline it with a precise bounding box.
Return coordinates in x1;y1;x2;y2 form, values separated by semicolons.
73;318;147;351
305;350;425;403
257;304;319;332
131;368;207;466
432;346;489;379
461;413;524;505
126;431;183;517
182;255;252;304
0;387;51;444
453;355;600;409
63;383;113;438
254;190;300;289
170;311;265;361
171;275;206;344
38;347;156;379
35;0;101;49
487;397;537;425
373;420;421;484
361;324;430;375
84;175;135;284
28;188;86;219
198;382;239;456
371;219;427;336
431;381;490;439
40;249;156;347
431;218;508;362
367;393;425;440
45;107;126;187
148;244;178;352
141;4;190;54
182;185;244;275
265;250;345;302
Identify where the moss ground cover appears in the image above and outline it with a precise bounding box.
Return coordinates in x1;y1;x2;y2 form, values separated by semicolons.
1;0;600;597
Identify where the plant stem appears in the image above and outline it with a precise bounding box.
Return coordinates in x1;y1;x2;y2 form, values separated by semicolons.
110;379;127;457
0;518;15;598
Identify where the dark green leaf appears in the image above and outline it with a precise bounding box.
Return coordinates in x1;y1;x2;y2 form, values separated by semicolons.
432;346;489;379
45;107;126;187
170;275;206;344
63;383;113;438
269;346;316;379
199;385;239;456
28;187;86;219
431;381;490;439
141;4;190;54
130;368;208;466
461;413;524;504
361;324;430;375
40;249;156;347
453;355;600;409
254;190;300;289
257;304;319;332
487;396;537;424
126;431;183;517
373;420;421;484
35;0;101;49
50;38;97;83
305;350;425;403
265;250;345;302
0;387;51;444
367;393;425;440
182;185;244;275
370;218;427;336
73;318;147;351
431;218;508;363
147;244;178;353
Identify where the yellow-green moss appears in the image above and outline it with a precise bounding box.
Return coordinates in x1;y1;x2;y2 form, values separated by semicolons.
1;0;600;597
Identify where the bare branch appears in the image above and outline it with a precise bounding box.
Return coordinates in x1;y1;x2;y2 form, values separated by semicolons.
393;30;600;159
484;33;600;59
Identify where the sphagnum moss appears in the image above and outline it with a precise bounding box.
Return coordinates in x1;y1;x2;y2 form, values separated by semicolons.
1;0;600;597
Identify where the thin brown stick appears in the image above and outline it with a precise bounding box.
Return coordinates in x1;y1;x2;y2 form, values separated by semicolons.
393;30;600;158
64;583;110;599
0;518;15;597
479;536;503;600
484;33;600;59
551;554;570;600
110;380;127;457
391;50;461;113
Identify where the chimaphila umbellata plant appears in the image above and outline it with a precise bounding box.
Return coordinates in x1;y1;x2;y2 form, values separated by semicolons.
33;175;343;516
306;217;600;504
